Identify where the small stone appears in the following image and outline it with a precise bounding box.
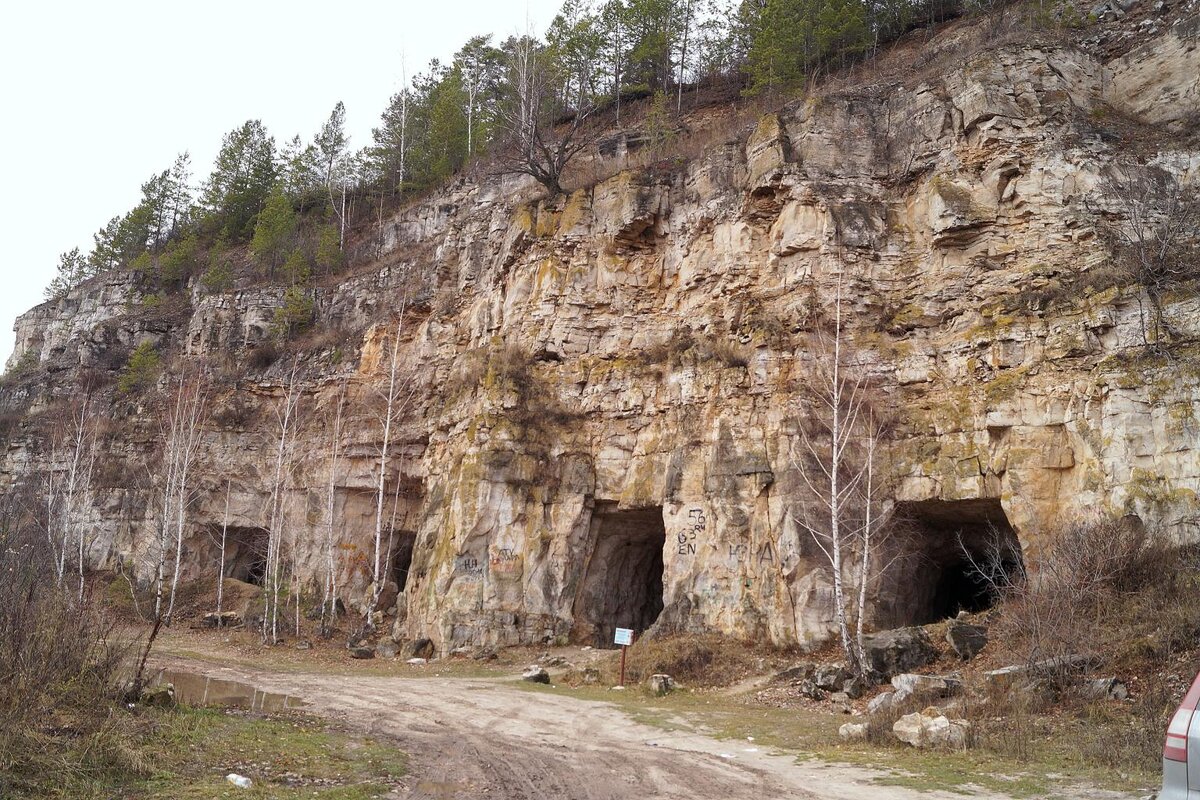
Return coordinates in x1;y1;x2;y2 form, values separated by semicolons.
647;674;675;696
522;666;551;684
406;657;428;665
1085;677;1129;701
402;638;435;660
839;722;869;742
294;640;312;650
140;684;176;708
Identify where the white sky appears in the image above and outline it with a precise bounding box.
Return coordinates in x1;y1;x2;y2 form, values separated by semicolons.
0;0;563;364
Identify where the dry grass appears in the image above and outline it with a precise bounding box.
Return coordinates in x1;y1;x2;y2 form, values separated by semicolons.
0;522;138;797
956;515;1196;774
596;634;787;688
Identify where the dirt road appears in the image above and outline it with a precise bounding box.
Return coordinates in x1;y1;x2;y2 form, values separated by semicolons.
153;654;1138;800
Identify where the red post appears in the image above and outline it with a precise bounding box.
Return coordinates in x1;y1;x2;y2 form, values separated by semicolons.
620;644;627;687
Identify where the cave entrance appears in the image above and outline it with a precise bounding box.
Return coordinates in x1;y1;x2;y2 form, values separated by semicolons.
390;530;417;590
573;503;666;647
223;527;269;587
881;498;1023;627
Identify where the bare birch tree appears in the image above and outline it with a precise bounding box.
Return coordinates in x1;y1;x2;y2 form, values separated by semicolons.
263;361;303;644
163;371;210;624
791;277;892;676
216;479;231;619
41;395;99;598
369;303;415;619
320;380;347;637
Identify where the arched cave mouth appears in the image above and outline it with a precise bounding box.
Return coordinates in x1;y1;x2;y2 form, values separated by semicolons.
573;503;666;648
881;498;1024;628
223;527;269;587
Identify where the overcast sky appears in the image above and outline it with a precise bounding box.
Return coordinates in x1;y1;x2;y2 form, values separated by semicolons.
0;0;563;365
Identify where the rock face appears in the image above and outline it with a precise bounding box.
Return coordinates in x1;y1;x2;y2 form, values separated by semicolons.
3;17;1200;654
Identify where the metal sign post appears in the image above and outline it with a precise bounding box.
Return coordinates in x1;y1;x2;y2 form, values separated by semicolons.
614;627;634;686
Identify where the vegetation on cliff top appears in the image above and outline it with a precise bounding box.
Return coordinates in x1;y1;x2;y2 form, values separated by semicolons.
40;0;1039;311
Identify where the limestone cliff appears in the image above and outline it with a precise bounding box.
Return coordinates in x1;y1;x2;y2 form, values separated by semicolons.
3;9;1199;652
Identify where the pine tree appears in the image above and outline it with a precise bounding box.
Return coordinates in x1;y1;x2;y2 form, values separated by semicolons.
315;224;343;273
315;102;349;191
250;186;298;277
200;120;278;242
281;248;311;287
44;247;89;299
118;342;162;393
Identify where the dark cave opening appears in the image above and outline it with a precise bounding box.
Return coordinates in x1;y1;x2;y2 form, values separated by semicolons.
391;530;417;590
573;503;666;647
880;498;1023;627
223;527;269;587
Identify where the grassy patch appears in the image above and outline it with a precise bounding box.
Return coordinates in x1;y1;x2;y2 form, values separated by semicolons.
13;705;406;799
143;705;406;799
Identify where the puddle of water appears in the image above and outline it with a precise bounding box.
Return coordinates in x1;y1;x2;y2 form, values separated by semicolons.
153;669;308;712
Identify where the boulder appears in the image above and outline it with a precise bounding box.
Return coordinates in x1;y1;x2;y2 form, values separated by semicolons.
867;691;895;715
775;663;816;683
375;640;399;659
860;628;937;678
648;674;675;696
522;666;551;684
402;638;435;660
349;645;375;659
814;663;852;690
893;707;971;749
842;677;868;700
582;667;601;685
839;722;869;742
946;620;988;660
891;673;963;704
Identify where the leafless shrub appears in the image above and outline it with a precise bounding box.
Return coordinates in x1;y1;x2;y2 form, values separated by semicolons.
968;514;1171;685
0;500;135;795
957;514;1195;772
1094;165;1200;350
